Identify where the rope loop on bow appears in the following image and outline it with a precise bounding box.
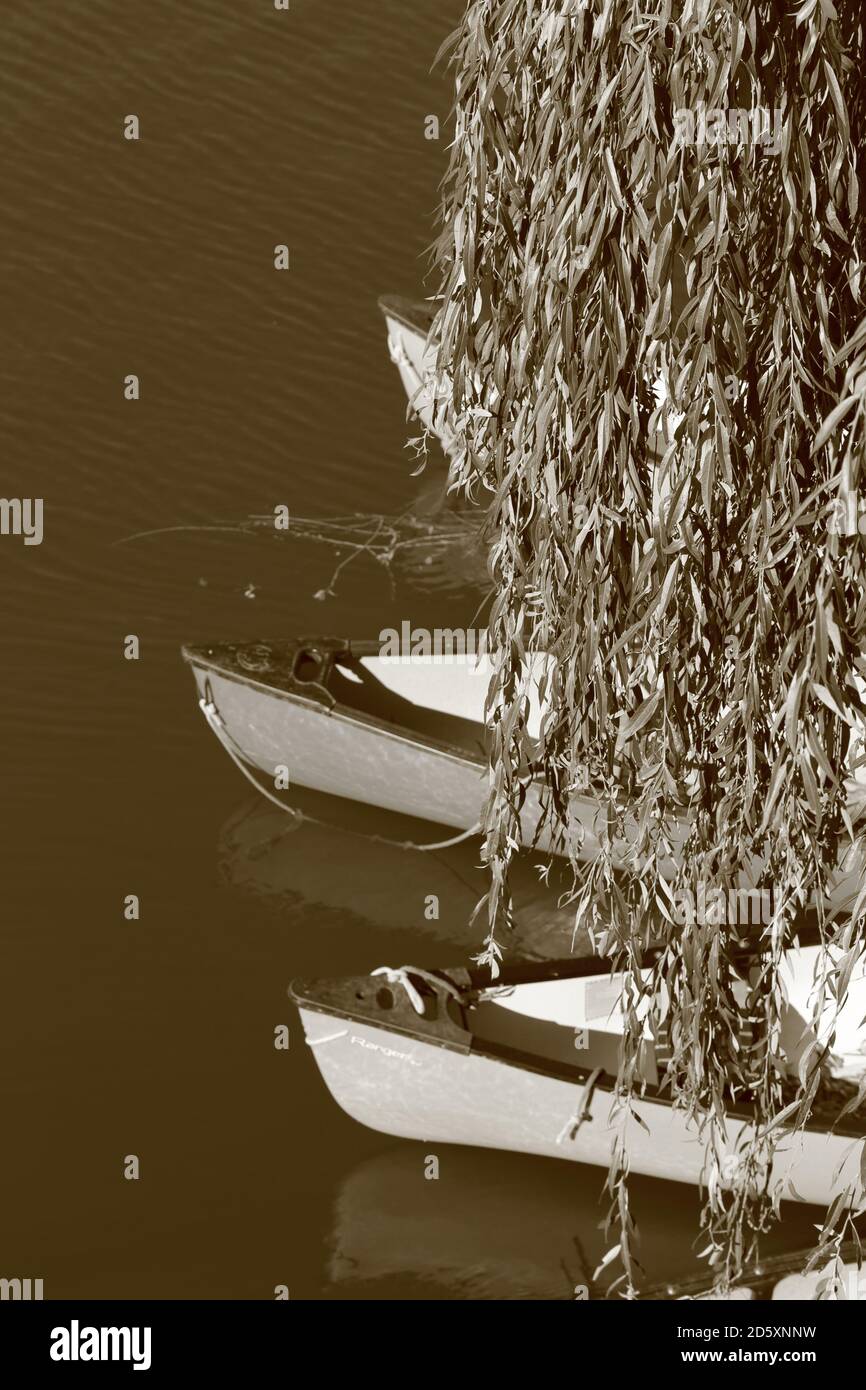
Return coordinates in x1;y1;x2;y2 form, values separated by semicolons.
371;965;465;1015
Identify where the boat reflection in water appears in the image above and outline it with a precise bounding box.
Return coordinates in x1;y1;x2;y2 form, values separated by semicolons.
217;791;583;959
323;1144;822;1301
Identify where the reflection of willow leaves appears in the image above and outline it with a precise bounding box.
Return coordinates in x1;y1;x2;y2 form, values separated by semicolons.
117;510;490;597
249;512;490;597
431;1;866;1293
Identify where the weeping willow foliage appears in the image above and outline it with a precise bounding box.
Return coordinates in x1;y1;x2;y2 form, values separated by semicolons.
431;0;866;1286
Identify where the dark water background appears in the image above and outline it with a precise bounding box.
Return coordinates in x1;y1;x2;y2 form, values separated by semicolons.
0;0;820;1298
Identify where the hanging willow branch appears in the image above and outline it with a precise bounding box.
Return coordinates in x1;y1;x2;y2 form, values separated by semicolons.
431;0;866;1287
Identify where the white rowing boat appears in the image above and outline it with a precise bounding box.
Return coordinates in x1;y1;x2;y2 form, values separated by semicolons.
292;944;866;1207
184;636;866;916
378;294;457;460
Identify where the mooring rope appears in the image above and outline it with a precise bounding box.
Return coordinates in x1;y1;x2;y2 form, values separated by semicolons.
371;965;466;1014
198;692;482;854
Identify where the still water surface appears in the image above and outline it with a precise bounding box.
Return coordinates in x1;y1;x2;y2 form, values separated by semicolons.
1;0;820;1297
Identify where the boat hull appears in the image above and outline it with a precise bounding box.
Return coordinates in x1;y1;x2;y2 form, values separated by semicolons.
298;1005;864;1208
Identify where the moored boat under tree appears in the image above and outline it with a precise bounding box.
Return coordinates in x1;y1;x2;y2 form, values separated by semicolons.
183;637;583;855
291;943;866;1211
378;295;456;462
184;636;866;916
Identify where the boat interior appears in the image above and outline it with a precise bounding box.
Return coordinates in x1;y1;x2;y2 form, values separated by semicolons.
467;945;866;1089
472;970;661;1083
329;648;494;759
335;642;550;749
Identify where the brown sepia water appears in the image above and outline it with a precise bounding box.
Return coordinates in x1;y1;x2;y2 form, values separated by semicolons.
1;0;821;1299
